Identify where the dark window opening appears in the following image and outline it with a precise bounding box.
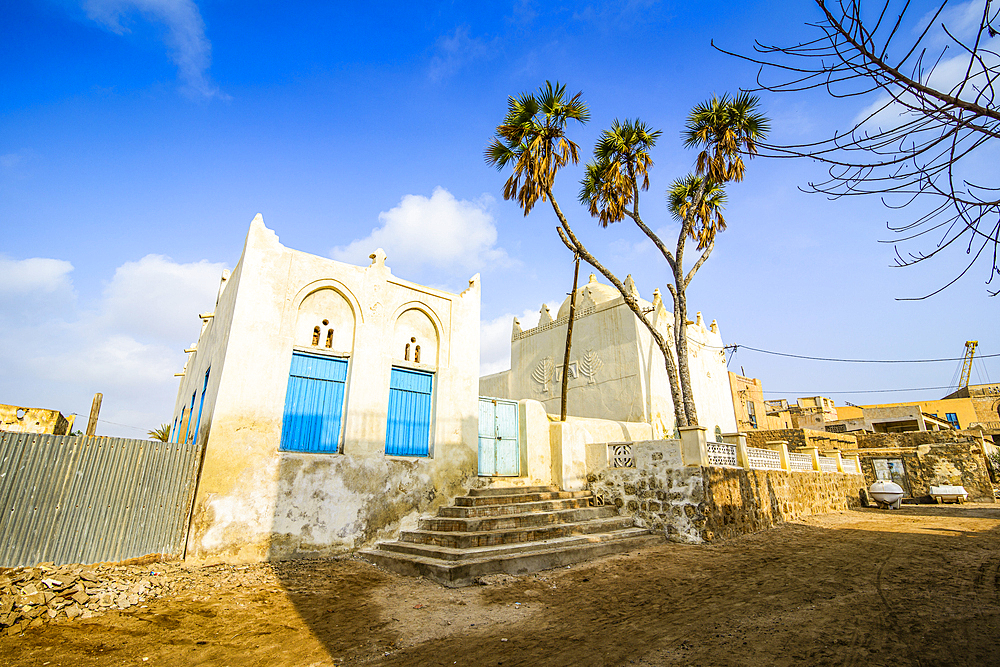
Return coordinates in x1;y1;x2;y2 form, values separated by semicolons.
325;329;334;348
312;326;321;346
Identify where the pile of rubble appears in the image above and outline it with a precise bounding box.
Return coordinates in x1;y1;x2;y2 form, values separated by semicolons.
0;562;186;636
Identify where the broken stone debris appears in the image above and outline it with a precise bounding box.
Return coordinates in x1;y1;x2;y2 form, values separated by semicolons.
0;562;186;637
0;559;330;637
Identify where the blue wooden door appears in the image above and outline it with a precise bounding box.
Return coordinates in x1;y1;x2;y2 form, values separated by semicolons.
478;399;496;475
385;368;433;456
281;352;348;453
478;397;519;476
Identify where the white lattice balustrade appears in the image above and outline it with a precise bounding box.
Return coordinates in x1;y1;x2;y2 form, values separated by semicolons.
706;442;739;468
841;458;859;474
818;456;839;473
788;452;814;472
746;446;782;471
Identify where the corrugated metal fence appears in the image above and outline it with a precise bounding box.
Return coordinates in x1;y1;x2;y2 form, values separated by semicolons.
0;433;203;568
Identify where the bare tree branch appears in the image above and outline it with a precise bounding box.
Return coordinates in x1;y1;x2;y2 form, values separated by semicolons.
718;0;1000;297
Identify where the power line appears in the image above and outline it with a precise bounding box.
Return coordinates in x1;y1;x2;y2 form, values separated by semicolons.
69;413;148;432
733;344;1000;364
762;385;959;395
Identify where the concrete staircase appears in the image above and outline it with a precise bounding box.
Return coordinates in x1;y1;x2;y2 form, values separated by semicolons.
361;485;663;587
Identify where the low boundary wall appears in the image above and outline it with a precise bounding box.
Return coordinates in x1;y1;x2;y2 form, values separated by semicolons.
588;432;865;543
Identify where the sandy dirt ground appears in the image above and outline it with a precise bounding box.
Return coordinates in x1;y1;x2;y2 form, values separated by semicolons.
2;505;1000;667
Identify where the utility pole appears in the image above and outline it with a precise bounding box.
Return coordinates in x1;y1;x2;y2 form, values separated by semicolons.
559;255;581;422
85;393;102;436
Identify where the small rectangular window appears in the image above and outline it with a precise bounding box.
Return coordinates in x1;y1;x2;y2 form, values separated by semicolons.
945;412;960;429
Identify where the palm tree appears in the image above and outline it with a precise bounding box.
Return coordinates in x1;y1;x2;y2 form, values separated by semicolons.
684;93;768;186
579;119;662;227
668;175;728;251
487;86;768;433
667;94;767;424
485;81;590;216
579;118;689;428
578;97;766;427
486;82;590;421
148;423;171;442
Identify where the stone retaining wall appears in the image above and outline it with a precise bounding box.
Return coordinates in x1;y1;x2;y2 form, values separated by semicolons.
587;441;865;543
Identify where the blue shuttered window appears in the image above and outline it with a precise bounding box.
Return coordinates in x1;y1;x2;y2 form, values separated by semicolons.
281;352;349;453
386;367;433;457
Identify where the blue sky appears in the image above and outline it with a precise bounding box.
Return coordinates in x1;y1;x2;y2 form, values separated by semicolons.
2;0;997;437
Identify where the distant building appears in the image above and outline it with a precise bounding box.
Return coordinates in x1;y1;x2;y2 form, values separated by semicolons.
942;383;1000;443
826;405;956;433
830;396;981;435
0;404;74;435
729;373;788;431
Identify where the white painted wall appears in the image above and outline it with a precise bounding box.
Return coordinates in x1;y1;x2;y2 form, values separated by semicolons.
479;275;738;440
173;216;481;562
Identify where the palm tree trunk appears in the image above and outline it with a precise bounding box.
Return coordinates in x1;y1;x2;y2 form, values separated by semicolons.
560;254;581;421
674;276;699;425
546;191;688;430
673;209;700;426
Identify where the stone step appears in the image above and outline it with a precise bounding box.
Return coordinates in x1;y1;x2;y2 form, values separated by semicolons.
421;506;618;532
437;497;595;518
360;530;664;587
467;485;560;497
400;516;636;550
454;490;592;507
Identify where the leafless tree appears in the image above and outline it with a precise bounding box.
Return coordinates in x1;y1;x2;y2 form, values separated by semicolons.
718;0;1000;297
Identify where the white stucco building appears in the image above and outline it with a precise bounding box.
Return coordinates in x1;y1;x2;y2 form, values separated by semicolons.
480;274;737;439
170;216;481;562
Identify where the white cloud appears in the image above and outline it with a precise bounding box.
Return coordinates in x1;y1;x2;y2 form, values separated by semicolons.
919;0;987;45
428;26;495;82
98;254;227;342
479;301;559;376
0;254;226;437
82;0;223;98
0;256;74;295
331;187;510;276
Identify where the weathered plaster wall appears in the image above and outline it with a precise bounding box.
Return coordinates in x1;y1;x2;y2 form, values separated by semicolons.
176;216;481;563
845;430;995;502
587;440;865;543
0;405;74;435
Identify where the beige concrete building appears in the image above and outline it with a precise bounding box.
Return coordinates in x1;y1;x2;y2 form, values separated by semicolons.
942;383;1000;443
480;274;738;440
728;373;789;431
171;216;481;562
0;404;74;435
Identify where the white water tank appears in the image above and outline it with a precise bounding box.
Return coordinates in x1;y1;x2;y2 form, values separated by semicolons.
869;480;904;509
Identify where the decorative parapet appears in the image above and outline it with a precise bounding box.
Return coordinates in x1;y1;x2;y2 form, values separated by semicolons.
707;441;740;468
513;305;597;340
746;446;782;471
788;452;815;472
674;433;860;475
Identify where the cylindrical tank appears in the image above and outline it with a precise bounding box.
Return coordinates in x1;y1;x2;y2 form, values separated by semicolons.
869;480;904;509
